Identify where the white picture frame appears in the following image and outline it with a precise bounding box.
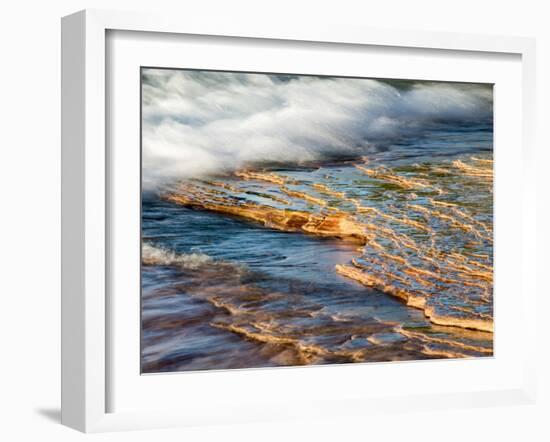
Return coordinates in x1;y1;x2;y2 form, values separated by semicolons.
61;9;537;433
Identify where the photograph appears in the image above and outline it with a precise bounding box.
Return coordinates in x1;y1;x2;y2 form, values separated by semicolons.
140;68;494;373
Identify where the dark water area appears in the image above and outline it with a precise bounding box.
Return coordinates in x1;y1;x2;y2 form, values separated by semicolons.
141;124;494;373
359;122;493;164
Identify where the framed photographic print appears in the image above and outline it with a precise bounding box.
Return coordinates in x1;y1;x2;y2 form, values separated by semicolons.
61;9;537;432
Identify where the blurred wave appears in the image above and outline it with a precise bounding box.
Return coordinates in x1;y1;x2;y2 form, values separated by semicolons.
142;69;492;187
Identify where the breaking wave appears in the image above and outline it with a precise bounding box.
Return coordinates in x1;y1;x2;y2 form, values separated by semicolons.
142;69;492;188
142;242;211;269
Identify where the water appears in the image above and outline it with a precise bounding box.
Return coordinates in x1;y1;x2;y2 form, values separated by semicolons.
141;124;493;373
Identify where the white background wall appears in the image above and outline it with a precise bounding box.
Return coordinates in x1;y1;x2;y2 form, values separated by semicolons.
0;1;548;440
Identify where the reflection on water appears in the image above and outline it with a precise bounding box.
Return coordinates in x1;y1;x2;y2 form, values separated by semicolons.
142;132;493;373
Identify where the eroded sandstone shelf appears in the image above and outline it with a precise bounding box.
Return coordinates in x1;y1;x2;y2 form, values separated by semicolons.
162;155;494;336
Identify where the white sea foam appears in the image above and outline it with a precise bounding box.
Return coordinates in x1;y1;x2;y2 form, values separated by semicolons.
142;242;211;269
142;70;492;188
